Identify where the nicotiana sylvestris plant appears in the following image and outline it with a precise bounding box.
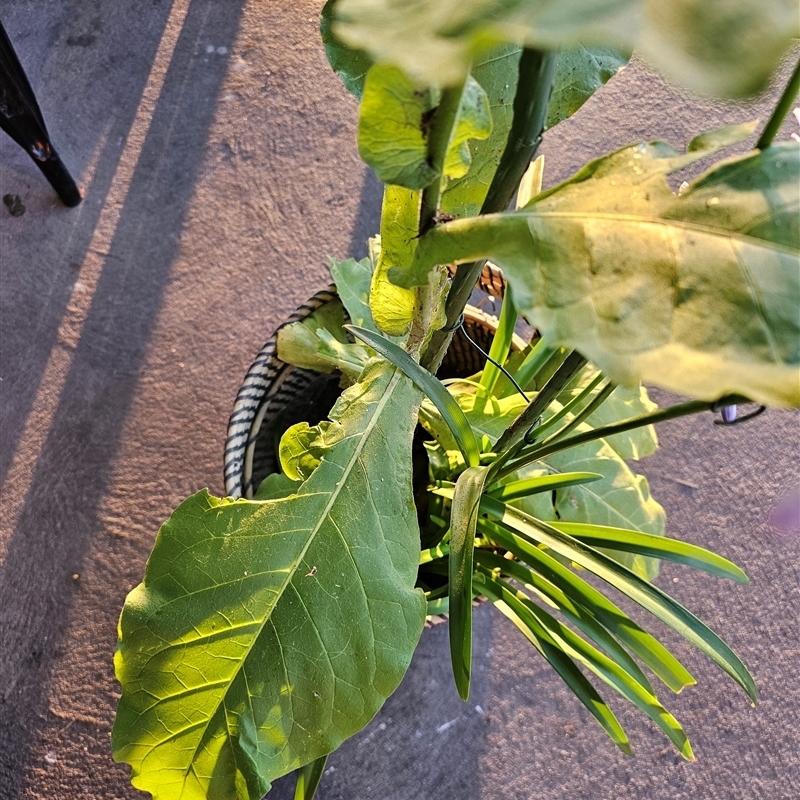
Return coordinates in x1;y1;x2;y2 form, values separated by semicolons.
112;1;800;798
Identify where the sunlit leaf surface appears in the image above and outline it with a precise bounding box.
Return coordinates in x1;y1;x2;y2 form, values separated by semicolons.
403;140;800;407
333;0;796;95
113;362;426;799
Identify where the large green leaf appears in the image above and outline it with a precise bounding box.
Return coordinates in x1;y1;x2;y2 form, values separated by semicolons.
113;361;426;799
320;0;372;98
276;297;348;373
547;46;628;129
329;255;378;332
441;44;627;218
277;282;372;383
333;0;797;95
442;77;493;180
641;1;799;97
321;30;626;219
357;63;491;192
439;44;522;218
402;140;800;407
325;0;627;109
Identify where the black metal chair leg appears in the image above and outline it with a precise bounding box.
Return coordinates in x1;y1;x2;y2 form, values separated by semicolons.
0;20;82;207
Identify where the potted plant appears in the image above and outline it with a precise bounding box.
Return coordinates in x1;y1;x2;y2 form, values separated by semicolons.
111;2;800;798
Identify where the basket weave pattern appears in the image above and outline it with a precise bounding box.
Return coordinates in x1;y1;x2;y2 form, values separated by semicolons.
224;265;510;499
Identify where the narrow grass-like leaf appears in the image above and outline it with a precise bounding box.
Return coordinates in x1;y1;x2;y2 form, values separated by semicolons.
449;466;490;700
478;573;632;755
493;351;588;458
348;324;481;467
473;515;694;693
481;571;694;759
513;337;559;391
478;292;518;398
475;549;653;694
294;755;328;800
532;373;605;439
542;382;616;444
553;522;748;584
482;497;757;702
500;399;719;480
555;370;659;461
420;543;449;565
427;597;450;616
488;472;602;502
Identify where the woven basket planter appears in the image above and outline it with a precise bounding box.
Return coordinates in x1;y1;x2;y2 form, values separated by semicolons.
224;264;522;500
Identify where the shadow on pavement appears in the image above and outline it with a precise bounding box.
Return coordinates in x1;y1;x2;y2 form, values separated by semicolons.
0;1;249;793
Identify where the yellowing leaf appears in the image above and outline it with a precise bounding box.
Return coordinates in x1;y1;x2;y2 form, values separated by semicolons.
443;76;492;180
404;139;800;407
358;64;438;189
370;187;420;335
334;0;796;96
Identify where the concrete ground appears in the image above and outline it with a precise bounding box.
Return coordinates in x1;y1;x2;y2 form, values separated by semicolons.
0;2;798;798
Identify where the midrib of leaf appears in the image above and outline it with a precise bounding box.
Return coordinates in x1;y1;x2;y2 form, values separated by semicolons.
424;208;796;374
521;211;799;253
473;47;518;68
181;368;405;782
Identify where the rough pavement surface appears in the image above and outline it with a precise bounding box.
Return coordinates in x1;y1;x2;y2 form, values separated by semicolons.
1;2;798;799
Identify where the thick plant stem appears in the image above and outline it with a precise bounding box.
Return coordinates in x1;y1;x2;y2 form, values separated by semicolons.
420;256;488;373
756;57;800;150
420;80;468;234
422;49;558;373
481;49;558;213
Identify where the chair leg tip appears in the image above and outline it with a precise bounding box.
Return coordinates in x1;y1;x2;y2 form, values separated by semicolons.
60;187;83;207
